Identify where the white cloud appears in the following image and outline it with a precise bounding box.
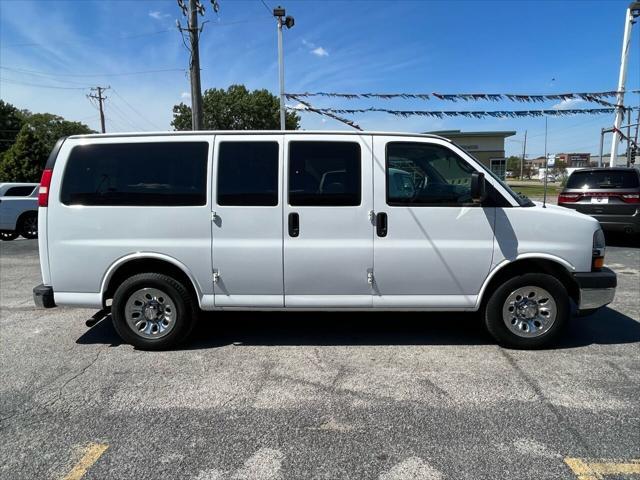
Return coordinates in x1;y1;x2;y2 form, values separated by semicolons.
552;98;584;110
181;91;191;99
149;10;170;20
311;47;329;57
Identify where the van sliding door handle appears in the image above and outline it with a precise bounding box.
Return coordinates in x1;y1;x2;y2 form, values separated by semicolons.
288;212;299;237
376;212;388;237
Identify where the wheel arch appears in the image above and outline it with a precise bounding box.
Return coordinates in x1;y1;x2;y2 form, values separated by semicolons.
101;253;203;309
477;255;579;310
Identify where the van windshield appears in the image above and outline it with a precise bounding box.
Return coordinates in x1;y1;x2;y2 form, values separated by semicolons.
451;142;534;207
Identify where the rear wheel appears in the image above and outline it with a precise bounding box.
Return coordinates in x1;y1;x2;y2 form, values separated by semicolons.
0;231;18;241
18;212;38;239
112;273;198;350
484;273;569;349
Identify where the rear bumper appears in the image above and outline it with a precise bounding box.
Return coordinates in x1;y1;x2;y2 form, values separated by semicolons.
573;267;617;311
33;284;56;308
558;204;639;233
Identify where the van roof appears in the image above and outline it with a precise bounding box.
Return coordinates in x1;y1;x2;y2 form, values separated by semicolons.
66;130;453;142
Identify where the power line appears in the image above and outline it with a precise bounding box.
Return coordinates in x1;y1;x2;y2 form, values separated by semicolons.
259;0;272;15
0;77;90;90
111;89;163;131
0;66;185;78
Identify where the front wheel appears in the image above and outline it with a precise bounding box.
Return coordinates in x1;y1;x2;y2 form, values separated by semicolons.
484;273;569;349
0;231;18;241
111;273;198;350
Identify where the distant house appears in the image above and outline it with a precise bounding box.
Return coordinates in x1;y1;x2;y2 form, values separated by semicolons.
555;153;590;168
426;129;516;179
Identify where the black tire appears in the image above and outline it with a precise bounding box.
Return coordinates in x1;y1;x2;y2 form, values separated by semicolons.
18;212;38;239
484;273;569;349
0;231;18;241
111;273;198;350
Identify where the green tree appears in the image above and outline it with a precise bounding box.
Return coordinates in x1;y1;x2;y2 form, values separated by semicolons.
0;100;28;155
0;113;93;182
172;84;300;131
506;155;522;175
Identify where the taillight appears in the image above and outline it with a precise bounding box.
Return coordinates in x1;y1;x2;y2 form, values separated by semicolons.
38;169;53;207
621;193;640;204
558;193;580;203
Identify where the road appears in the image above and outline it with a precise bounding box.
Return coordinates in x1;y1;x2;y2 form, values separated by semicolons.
1;238;638;479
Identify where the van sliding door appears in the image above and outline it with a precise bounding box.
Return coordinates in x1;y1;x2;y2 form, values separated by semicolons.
283;134;374;307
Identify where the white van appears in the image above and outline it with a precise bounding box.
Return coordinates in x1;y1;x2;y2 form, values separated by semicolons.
33;131;616;349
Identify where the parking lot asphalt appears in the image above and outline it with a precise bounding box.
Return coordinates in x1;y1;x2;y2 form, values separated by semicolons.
1;238;638;480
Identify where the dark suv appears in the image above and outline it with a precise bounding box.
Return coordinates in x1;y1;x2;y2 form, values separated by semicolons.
558;167;640;234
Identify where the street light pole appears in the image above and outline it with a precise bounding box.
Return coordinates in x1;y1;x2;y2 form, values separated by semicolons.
277;16;285;130
273;6;294;130
610;2;640;167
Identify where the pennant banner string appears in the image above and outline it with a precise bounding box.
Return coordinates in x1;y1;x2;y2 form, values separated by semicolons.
287;95;363;130
291;107;638;119
285;90;640;104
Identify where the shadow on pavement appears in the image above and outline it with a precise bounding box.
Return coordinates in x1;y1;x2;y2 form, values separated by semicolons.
76;306;639;350
605;231;640;248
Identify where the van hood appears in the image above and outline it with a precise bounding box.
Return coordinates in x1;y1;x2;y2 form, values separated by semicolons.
531;201;600;227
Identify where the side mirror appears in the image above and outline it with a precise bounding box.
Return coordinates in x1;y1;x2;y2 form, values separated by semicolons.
470;171;486;203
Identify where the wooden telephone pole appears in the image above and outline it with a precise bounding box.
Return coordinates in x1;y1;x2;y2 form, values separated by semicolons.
88;86;109;133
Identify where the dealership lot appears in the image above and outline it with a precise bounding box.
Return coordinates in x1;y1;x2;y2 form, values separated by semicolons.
1;238;638;479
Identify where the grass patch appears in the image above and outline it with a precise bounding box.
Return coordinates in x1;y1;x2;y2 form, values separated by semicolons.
508;183;561;198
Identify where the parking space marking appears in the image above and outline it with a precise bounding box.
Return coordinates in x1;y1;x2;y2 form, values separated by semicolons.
62;443;109;480
564;457;640;479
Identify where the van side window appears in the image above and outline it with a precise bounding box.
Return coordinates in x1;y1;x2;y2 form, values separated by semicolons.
217;142;279;206
386;142;476;206
4;186;36;196
289;141;361;206
61;142;208;206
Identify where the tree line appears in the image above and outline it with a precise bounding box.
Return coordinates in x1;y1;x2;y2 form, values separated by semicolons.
0;85;300;183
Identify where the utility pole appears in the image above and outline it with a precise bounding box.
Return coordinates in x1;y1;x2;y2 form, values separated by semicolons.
273;6;295;130
188;0;203;130
177;0;219;130
88;86;109;133
609;2;640;167
520;130;527;179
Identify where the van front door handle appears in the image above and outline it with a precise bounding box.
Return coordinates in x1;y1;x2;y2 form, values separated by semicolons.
376;212;387;237
288;212;299;237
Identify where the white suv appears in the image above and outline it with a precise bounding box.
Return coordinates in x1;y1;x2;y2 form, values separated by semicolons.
33;132;617;349
0;183;38;240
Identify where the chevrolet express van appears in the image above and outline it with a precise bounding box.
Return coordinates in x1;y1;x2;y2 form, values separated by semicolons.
33;131;617;349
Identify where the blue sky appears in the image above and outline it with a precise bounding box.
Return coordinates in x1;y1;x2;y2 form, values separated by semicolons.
0;0;638;158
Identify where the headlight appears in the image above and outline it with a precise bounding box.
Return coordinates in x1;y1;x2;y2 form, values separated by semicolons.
592;229;605;270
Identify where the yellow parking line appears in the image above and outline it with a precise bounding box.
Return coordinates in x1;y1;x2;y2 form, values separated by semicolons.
62;443;109;480
564;457;640;479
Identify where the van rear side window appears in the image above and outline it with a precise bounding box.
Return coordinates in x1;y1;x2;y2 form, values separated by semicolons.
60;142;208;206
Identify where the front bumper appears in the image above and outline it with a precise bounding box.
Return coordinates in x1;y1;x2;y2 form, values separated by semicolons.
33;284;56;308
573;267;617;311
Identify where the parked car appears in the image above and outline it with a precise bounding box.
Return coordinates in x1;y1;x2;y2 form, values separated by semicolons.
558;167;640;234
34;132;616;350
0;183;39;240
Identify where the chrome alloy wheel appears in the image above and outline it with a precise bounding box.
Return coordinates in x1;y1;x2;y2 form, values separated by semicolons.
502;286;557;338
124;288;176;339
